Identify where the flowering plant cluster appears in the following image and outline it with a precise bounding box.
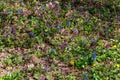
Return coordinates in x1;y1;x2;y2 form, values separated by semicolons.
0;0;120;80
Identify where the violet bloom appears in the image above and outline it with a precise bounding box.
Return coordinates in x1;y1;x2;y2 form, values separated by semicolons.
55;10;60;15
7;9;12;13
18;47;22;53
73;28;79;34
46;2;55;9
44;66;50;72
22;66;27;71
60;42;67;49
29;32;34;38
77;6;84;12
1;30;5;34
67;21;71;27
56;25;61;30
35;43;39;49
11;28;16;34
83;73;89;80
18;9;23;14
61;68;68;74
92;38;97;42
51;48;55;53
40;76;46;80
90;38;97;46
105;32;108;38
40;5;45;10
4;34;9;38
92;52;97;60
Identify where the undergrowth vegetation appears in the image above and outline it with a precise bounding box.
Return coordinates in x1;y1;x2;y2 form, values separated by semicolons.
0;0;120;80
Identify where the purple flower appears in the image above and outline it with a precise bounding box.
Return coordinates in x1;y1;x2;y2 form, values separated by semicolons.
44;66;50;72
67;21;71;27
40;5;45;10
60;42;67;49
92;38;97;42
40;76;46;80
4;34;9;38
11;28;16;34
51;48;55;53
61;68;68;74
55;10;60;15
35;43;39;49
105;32;108;37
22;66;27;71
7;9;12;13
73;28;79;34
83;73;89;80
29;32;34;38
1;30;5;34
18;9;23;14
56;25;61;30
90;38;97;46
92;52;97;60
17;47;22;53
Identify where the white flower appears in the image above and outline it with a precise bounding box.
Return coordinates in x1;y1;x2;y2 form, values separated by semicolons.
54;1;59;5
46;2;55;9
27;64;34;69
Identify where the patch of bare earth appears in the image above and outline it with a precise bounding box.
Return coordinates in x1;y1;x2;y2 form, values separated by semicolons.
0;50;10;77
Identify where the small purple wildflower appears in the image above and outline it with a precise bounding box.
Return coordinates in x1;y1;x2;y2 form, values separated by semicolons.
51;48;55;53
18;9;23;14
105;32;108;37
1;30;5;34
29;32;34;38
90;38;97;46
60;42;67;49
17;47;22;53
40;76;46;80
4;34;9;38
35;43;39;49
40;5;45;10
44;66;50;72
22;66;27;71
67;21;71;27
83;73;89;80
55;10;60;15
11;28;16;34
61;68;68;74
12;38;16;41
56;25;61;30
7;9;12;13
73;28;79;34
92;38;97;42
92;52;97;60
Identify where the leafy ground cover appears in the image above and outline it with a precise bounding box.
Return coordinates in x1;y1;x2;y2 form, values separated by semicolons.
0;0;120;80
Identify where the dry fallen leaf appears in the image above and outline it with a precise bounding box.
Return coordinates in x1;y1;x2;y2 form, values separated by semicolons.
30;55;41;64
65;10;73;17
